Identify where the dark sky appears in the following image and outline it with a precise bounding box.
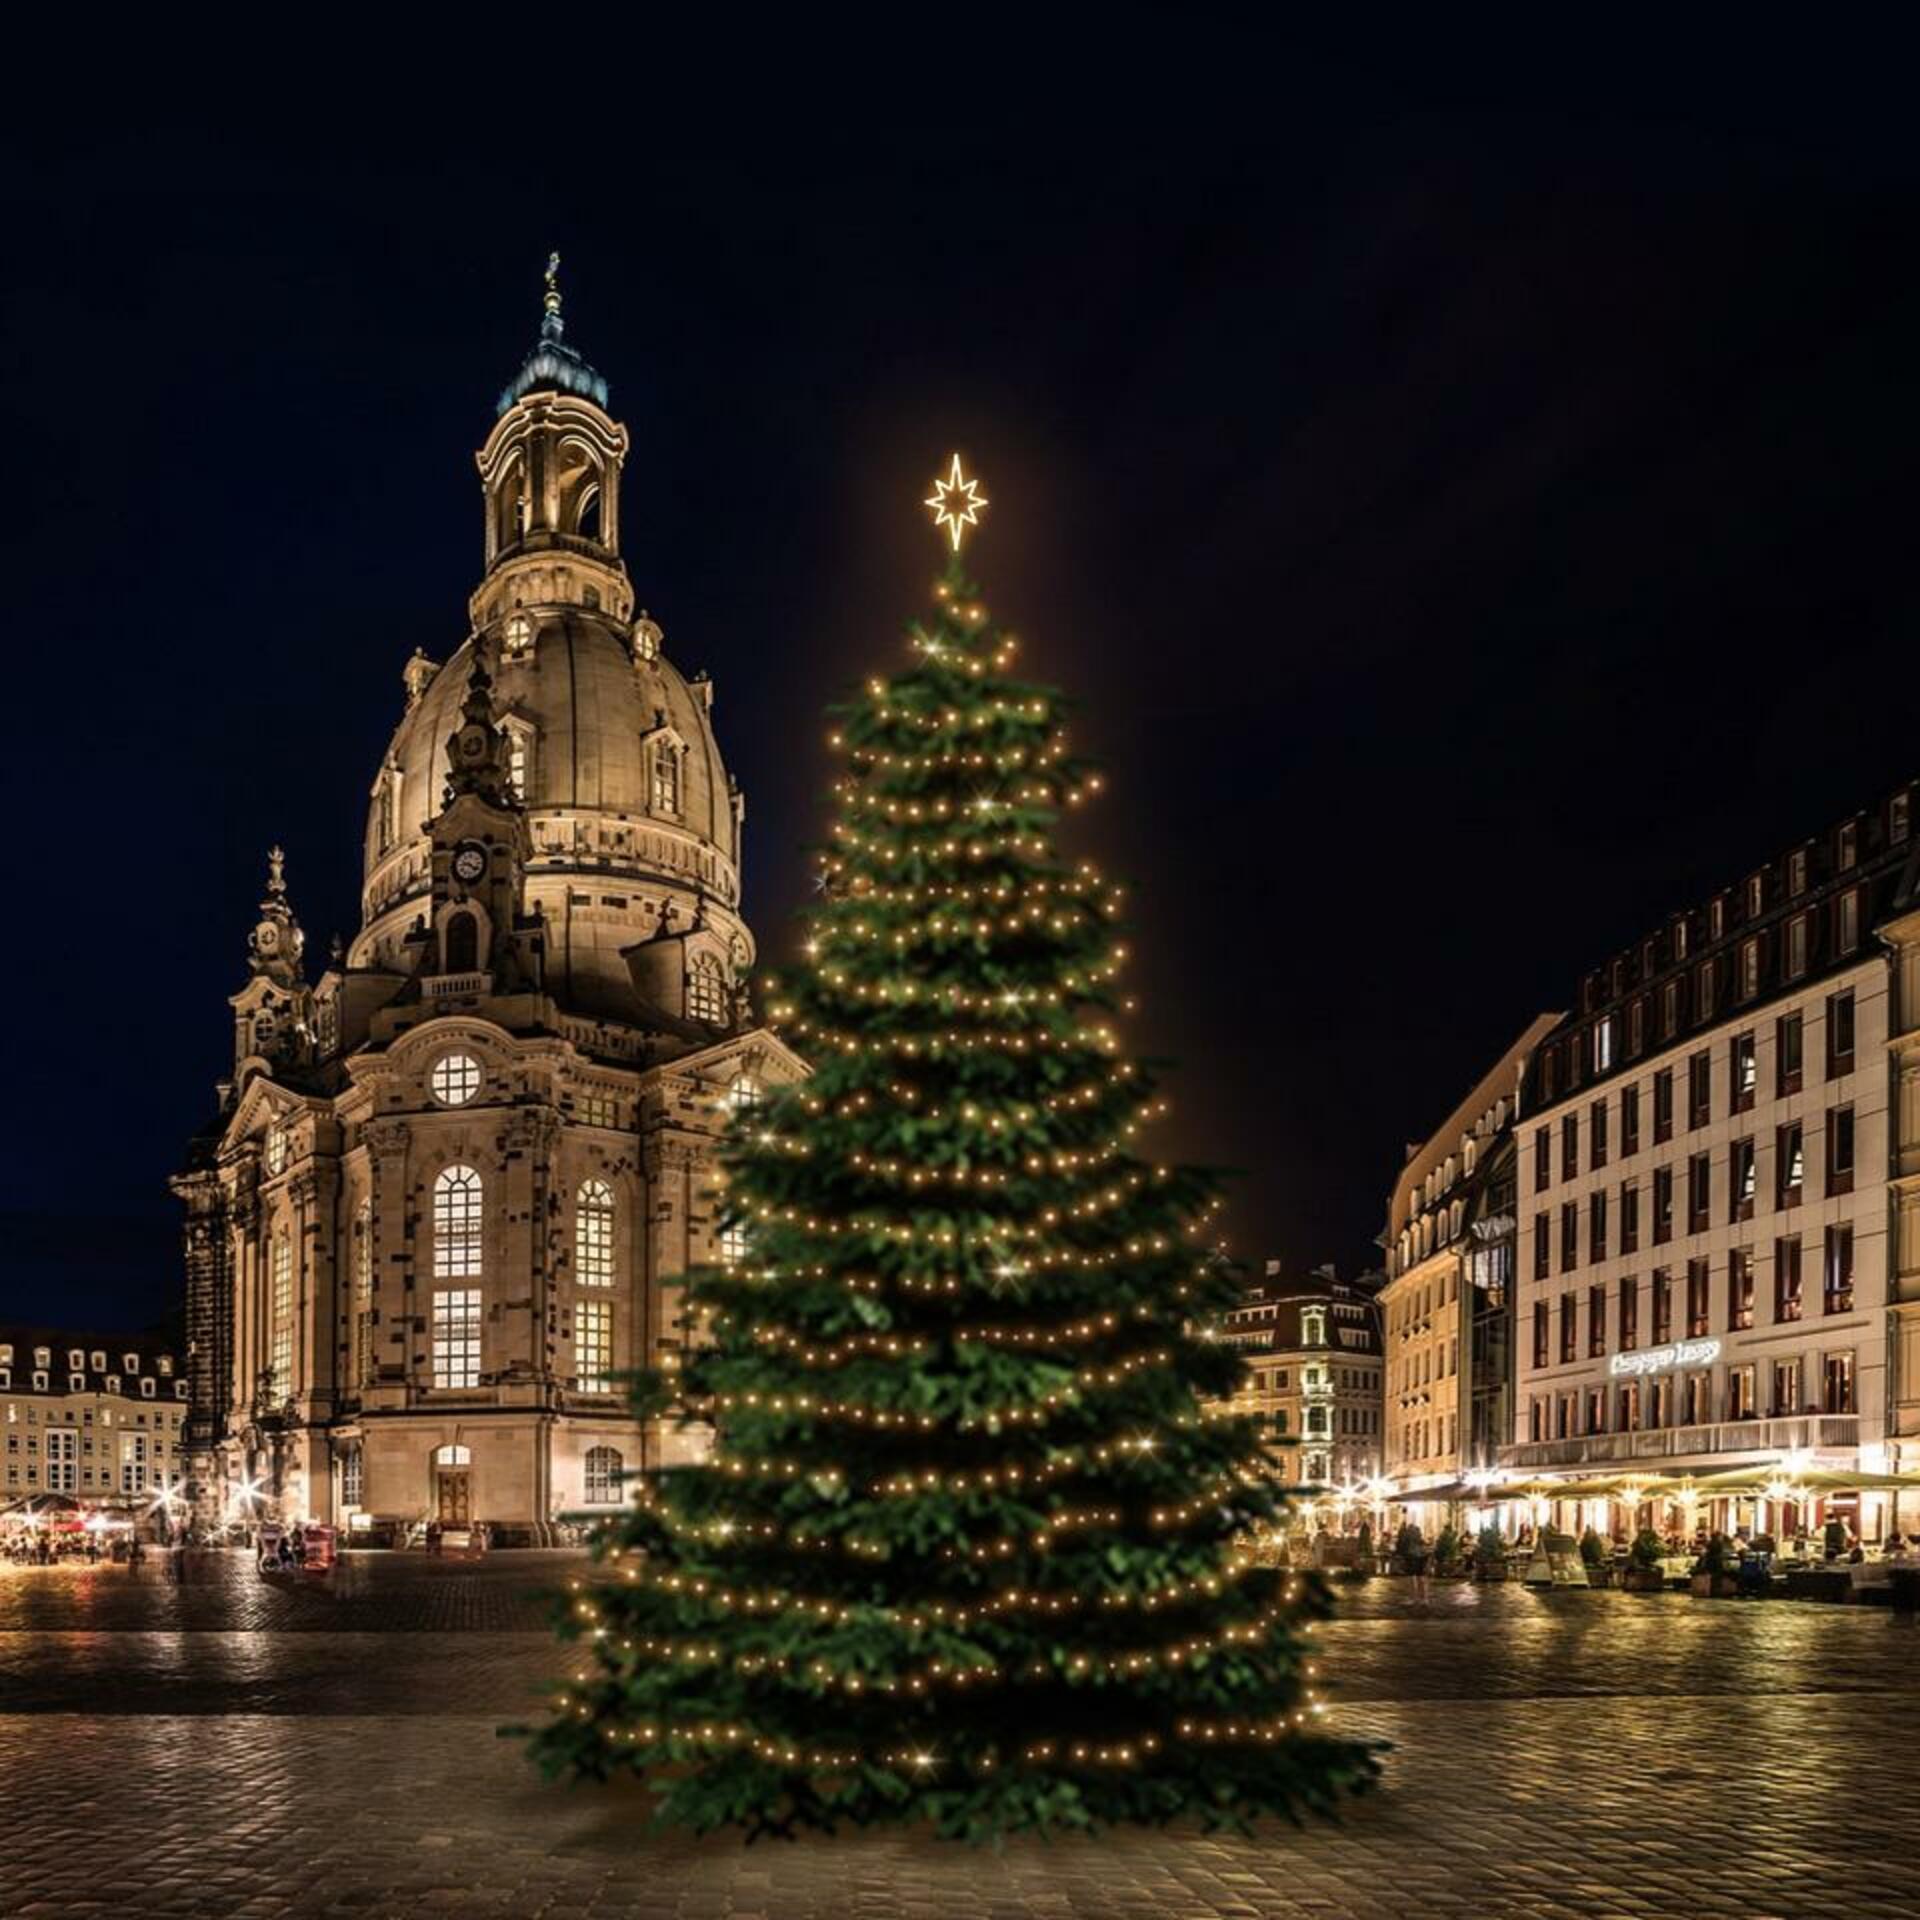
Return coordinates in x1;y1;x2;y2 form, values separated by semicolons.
4;29;1919;1331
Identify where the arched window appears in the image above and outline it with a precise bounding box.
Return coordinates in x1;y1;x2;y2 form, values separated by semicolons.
584;1445;622;1504
433;1166;483;1280
687;955;727;1024
434;1443;471;1467
375;775;395;855
576;484;601;542
651;740;682;815
726;1073;762;1115
576;1179;615;1286
269;1230;293;1401
444;910;479;975
352;1202;375;1390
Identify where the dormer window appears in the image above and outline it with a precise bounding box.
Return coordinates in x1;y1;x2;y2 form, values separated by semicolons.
123;1353;139;1374
89;1350;105;1373
1788;848;1809;894
687;955;727;1025
1838;820;1859;871
70;1350;86;1372
1894;792;1912;843
70;1373;85;1392
1746;873;1765;917
1709;897;1726;941
1673;919;1689;962
651;739;684;815
140;1377;155;1399
157;1356;174;1377
33;1348;49;1370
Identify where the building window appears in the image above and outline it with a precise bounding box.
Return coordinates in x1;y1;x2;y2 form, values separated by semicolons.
1652;1167;1674;1245
1785;915;1809;978
1824;1226;1855;1315
651;741;683;815
341;1448;363;1509
1776;1123;1804;1209
687;956;727;1025
1827;1107;1855;1196
44;1428;76;1494
1837;821;1859;872
1620;1181;1640;1255
1660;980;1681;1040
503;612;534;657
265;1124;288;1177
1827;991;1856;1077
1696;961;1718;1023
433;1165;484;1280
1559;1292;1577;1364
1617;1275;1638;1349
1731;1032;1757;1112
1532;1215;1550;1282
506;727;532;801
1893;791;1912;843
1685;1259;1710;1339
1686;1154;1711;1235
1728;1249;1754;1331
430;1052;482;1107
1590;1098;1609;1170
1588;1285;1607;1358
1561;1114;1579;1182
1560;1203;1579;1273
720;1219;751;1267
1687;1052;1711;1130
1532;1300;1548;1370
727;1073;763;1115
1836;890;1861;954
1738;939;1760;1000
1788;848;1809;894
431;1288;481;1389
1777;1011;1804;1095
1651;1268;1673;1344
1727;1365;1757;1421
576;1301;612;1392
270;1230;293;1402
1593;1017;1616;1074
1730;1138;1756;1223
576;1179;616;1288
120;1433;149;1495
1824;1351;1856;1414
1588;1191;1608;1263
1652;1069;1674;1144
584;1445;623;1505
1620;1084;1640;1158
1772;1359;1801;1418
1534;1126;1551;1193
1775;1238;1803;1323
353;1203;375;1391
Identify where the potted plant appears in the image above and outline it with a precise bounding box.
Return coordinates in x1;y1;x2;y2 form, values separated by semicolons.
1621;1528;1666;1592
1434;1523;1461;1577
1690;1531;1741;1598
1473;1523;1508;1582
1579;1528;1611;1587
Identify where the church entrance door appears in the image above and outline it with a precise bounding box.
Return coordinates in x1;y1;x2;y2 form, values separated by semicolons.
436;1469;471;1525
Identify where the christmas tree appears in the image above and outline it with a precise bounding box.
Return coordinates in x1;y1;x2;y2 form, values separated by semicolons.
527;459;1379;1837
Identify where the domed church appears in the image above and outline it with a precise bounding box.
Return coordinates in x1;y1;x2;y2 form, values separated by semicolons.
173;265;801;1541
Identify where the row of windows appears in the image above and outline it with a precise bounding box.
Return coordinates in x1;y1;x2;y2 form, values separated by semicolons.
1392;1411;1458;1465
1531;1110;1857;1279
1536;997;1856;1196
1529;1231;1857;1367
0;1369;182;1398
1391;1337;1459;1396
1528;1350;1858;1440
0;1345;175;1377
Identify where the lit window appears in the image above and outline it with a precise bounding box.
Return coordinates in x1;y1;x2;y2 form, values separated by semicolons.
375;775;396;856
120;1433;148;1496
720;1219;751;1266
651;741;683;814
430;1053;482;1107
726;1073;762;1115
431;1288;482;1389
265;1125;288;1176
433;1165;483;1280
341;1449;363;1509
503;612;533;658
353;1202;376;1391
270;1231;293;1401
1837;890;1860;953
44;1428;76;1494
577;1092;619;1129
576;1301;612;1392
140;1377;155;1399
688;956;727;1024
584;1445;623;1504
577;1179;616;1287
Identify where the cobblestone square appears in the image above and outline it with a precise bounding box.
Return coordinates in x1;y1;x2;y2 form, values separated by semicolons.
0;1552;1911;1918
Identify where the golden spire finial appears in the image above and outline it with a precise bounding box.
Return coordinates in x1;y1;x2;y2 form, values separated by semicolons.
541;251;563;340
924;453;988;552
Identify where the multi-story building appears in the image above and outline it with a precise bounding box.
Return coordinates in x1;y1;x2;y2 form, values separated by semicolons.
1380;1016;1558;1512
173;269;801;1541
0;1328;189;1515
1509;779;1919;1537
1217;1262;1384;1489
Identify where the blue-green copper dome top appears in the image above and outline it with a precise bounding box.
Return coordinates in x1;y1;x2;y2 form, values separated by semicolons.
496;253;611;415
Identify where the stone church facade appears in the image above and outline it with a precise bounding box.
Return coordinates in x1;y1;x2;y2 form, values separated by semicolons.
174;275;799;1541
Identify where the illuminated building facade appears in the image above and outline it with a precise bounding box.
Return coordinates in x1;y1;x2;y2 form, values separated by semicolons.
1508;781;1919;1525
1380;1017;1558;1508
1217;1262;1384;1489
0;1328;188;1512
174;270;800;1540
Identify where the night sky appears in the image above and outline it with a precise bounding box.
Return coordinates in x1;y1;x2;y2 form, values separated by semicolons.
4;34;1918;1332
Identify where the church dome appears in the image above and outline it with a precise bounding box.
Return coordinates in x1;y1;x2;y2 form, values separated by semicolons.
348;271;751;1024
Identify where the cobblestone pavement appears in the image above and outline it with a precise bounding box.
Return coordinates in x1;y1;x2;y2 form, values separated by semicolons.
1;1553;1912;1918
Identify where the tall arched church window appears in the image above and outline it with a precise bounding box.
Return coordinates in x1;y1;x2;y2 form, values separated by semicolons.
687;955;726;1025
584;1445;622;1504
269;1230;293;1401
375;775;395;856
433;1166;483;1280
576;1179;615;1287
353;1202;375;1390
651;741;683;815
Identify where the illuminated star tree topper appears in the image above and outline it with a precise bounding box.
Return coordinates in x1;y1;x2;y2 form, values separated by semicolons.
924;452;989;552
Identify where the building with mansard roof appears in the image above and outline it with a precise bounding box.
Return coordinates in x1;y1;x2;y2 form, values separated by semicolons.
173;267;802;1542
1508;780;1920;1538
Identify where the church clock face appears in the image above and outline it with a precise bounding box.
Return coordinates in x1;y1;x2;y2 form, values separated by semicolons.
451;841;488;885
